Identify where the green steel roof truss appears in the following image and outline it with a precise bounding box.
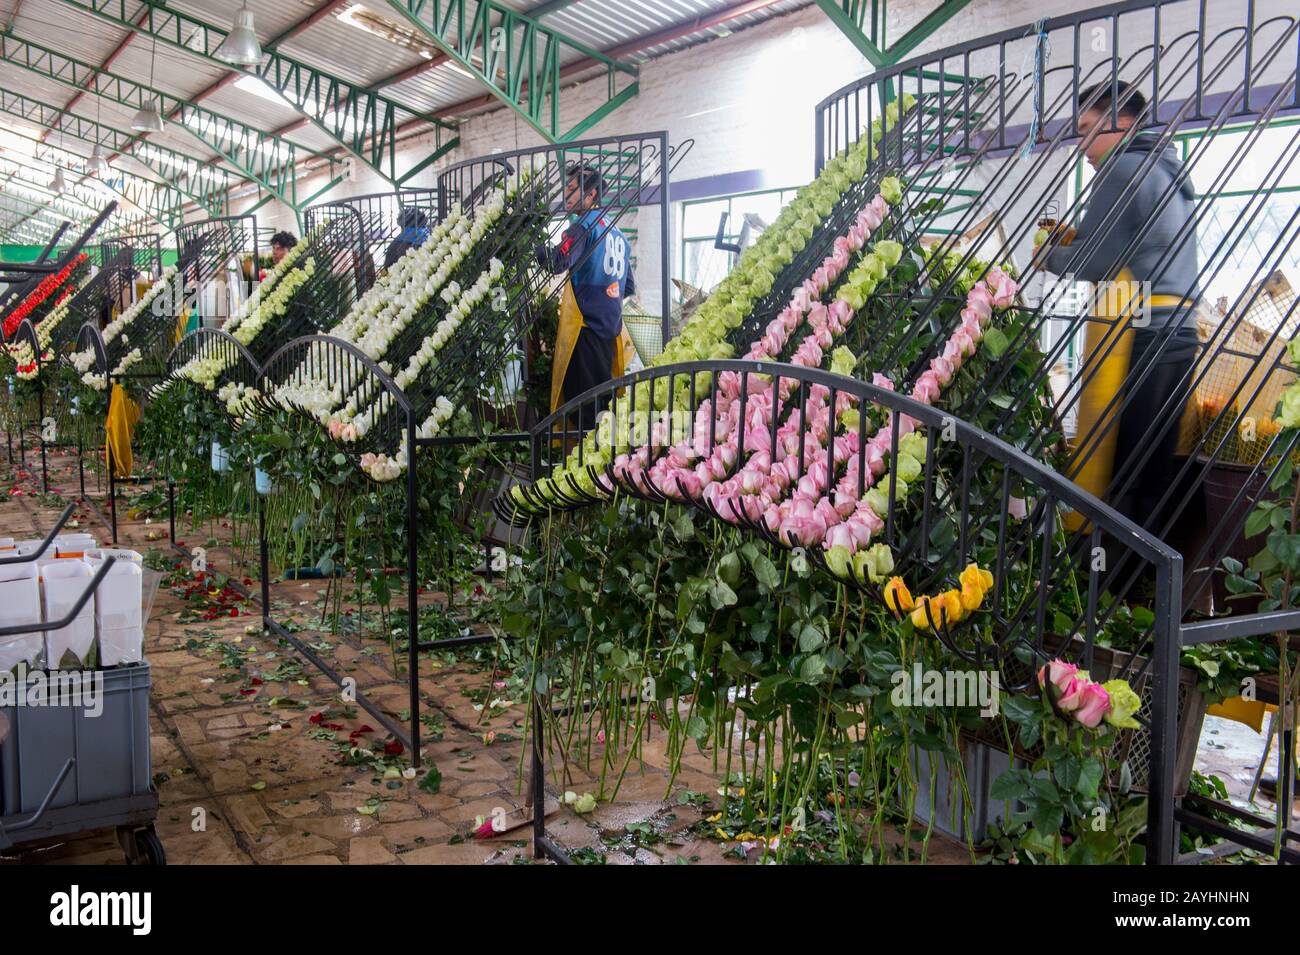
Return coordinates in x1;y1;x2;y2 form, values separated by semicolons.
57;0;461;188
387;0;639;143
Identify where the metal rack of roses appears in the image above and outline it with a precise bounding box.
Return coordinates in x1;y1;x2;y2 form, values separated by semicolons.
51;133;689;775
491;0;1300;865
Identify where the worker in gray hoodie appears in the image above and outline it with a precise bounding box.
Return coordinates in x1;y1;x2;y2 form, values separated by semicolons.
1035;80;1201;535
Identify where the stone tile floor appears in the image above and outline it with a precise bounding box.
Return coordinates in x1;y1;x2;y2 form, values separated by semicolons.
1;442;969;865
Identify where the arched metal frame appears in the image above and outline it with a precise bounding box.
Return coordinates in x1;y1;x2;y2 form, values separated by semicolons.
240;134;690;779
174;214;260;329
256;335;423;764
104;233;166;280
498;356;1195;863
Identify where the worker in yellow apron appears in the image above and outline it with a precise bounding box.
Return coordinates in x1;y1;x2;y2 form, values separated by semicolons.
1036;80;1201;538
537;163;637;425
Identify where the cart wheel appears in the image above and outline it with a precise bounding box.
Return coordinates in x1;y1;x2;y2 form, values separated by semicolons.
120;825;166;865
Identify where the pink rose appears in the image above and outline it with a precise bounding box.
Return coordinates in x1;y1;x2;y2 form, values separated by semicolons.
1056;677;1090;713
828;298;854;329
1008;496;1028;520
967;285;993;320
987;267;1019;307
1074;683;1111;727
1037;658;1078;692
824;523;854;551
807;302;829;331
913;371;942;404
930;355;955;387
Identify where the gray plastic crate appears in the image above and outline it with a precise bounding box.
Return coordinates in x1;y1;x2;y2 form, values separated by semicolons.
909;740;1021;844
1;662;151;815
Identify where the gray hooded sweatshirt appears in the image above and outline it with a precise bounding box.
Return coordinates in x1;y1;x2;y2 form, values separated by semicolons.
1045;131;1200;329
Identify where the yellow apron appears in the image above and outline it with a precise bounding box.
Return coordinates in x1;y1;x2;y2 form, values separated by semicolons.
549;280;637;414
105;382;140;479
1206;695;1274;734
1064;267;1199;532
173;306;189;346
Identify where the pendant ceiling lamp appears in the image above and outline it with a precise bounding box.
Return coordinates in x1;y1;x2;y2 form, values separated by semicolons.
215;4;263;66
131;34;166;132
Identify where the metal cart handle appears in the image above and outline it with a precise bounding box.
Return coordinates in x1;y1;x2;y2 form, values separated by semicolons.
0;503;76;566
0;557;116;640
0;758;75;837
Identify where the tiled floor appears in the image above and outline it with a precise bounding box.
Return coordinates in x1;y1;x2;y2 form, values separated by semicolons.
1;442;970;865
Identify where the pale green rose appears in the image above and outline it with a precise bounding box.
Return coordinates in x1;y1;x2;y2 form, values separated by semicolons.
1287;336;1300;365
895;454;922;483
1102;680;1141;730
898;430;928;462
825;544;852;579
864;543;894;581
850;548;874;584
864;487;890;517
875;239;904;267
830;345;857;377
859;254;887;282
1279;385;1300;429
880;177;904;205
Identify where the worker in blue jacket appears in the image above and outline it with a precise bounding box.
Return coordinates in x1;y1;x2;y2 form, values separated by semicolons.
537;163;636;418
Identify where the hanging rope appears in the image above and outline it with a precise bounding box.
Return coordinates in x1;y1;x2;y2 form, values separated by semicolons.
1020;18;1052;158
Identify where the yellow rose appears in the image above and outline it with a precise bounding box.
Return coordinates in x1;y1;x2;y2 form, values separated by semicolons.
910;596;934;631
884;576;915;614
938;590;965;625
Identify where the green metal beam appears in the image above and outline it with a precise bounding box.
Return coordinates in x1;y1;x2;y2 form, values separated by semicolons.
57;0;460;188
0;126;186;233
0;155;108;218
816;0;887;66
0;186;98;239
385;0;639;144
816;0;973;68
0;88;229;215
0;29;332;210
0;192;72;231
885;0;971;62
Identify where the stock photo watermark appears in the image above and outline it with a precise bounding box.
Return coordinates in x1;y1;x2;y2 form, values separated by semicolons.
891;662;1000;716
0;663;104;718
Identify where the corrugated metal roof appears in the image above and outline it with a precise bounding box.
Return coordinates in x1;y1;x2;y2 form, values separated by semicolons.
1;0;813;233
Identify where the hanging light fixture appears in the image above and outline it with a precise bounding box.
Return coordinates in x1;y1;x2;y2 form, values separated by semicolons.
131;98;165;132
132;32;166;132
88;144;110;176
214;4;263;66
88;81;110;176
52;166;68;193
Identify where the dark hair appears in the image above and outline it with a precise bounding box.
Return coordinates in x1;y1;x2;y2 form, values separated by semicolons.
566;162;604;202
270;230;298;250
1078;80;1148;121
399;208;428;229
